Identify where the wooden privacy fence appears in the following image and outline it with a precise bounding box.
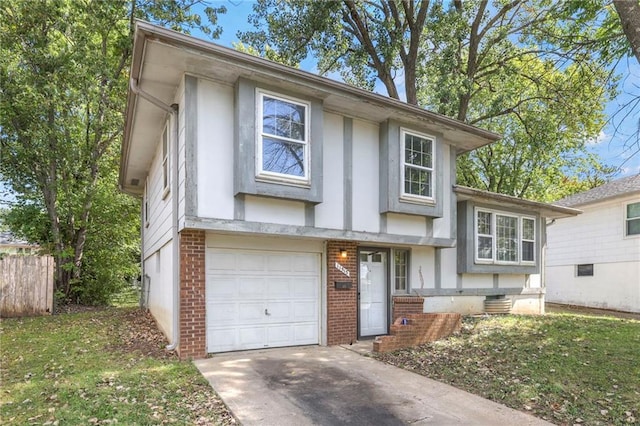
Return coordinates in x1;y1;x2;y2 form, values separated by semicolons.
0;255;54;317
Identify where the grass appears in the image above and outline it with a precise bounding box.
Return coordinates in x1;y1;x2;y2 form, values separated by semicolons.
0;307;235;425
375;313;640;425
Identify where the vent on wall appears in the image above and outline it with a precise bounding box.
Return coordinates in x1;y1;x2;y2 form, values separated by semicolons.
131;178;140;186
484;295;512;314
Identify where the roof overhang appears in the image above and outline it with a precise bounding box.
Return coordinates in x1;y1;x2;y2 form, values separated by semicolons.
119;21;501;195
454;186;582;219
560;190;640;208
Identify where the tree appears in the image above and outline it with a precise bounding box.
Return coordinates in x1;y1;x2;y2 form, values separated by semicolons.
613;0;640;64
240;0;618;200
0;0;225;303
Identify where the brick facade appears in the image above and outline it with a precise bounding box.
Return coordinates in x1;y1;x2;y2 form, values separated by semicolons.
372;313;462;353
392;296;424;323
326;241;358;345
178;229;206;359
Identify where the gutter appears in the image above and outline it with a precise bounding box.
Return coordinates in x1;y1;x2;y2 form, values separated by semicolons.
130;78;181;353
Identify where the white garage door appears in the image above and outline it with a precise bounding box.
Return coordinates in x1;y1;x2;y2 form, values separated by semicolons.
206;248;320;353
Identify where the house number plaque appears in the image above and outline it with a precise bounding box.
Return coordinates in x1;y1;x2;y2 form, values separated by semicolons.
334;262;350;277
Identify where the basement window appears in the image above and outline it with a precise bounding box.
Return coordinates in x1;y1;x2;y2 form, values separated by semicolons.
576;264;594;277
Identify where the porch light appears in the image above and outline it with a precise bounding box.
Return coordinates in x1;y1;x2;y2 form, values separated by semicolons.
340;249;348;258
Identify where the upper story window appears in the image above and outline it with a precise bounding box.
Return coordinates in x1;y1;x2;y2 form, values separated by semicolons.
401;129;435;202
626;202;640;236
257;91;309;184
161;123;169;198
475;208;536;265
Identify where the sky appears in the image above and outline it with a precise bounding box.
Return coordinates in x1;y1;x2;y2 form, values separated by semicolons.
208;0;640;177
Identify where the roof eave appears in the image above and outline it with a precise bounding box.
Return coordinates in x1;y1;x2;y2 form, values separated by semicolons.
134;21;500;143
453;186;582;219
559;189;640;208
119;23;147;194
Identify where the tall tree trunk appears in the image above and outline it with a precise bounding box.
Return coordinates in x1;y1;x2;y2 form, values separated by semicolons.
613;0;640;64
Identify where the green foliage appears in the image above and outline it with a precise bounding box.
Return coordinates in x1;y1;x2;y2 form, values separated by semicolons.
0;0;224;304
240;0;622;201
0;308;234;424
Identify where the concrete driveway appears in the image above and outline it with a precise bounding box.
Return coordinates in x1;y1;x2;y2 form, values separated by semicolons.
195;344;550;425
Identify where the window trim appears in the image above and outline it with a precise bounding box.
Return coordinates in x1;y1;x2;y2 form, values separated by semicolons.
255;89;311;185
474;207;536;266
625;201;640;237
144;177;150;228
161;123;170;199
521;217;536;263
400;128;436;204
392;248;410;294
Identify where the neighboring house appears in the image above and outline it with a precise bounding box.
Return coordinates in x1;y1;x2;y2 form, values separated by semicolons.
546;175;640;313
119;22;578;359
0;231;38;255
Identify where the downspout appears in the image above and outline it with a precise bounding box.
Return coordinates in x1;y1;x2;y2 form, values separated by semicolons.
540;219;556;315
140;201;145;309
130;78;180;352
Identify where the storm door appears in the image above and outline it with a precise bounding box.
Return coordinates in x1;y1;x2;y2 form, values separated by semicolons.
358;249;389;337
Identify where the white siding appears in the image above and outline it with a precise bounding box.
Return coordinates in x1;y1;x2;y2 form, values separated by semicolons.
439;247;458;289
244;195;306;226
498;274;525;288
461;274;493;288
409;247;435;290
546;262;640;313
352;119;380;233
546;194;640;313
143;120;174;258
144;241;174;341
315;112;344;230
197;79;235;220
176;78;186;230
546;196;640;266
387;213;426;237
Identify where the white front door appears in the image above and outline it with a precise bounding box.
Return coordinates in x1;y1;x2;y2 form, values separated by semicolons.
359;250;388;337
206;248;320;353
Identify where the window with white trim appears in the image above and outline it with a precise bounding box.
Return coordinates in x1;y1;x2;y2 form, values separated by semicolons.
475;208;536;265
161;124;169;197
393;249;409;293
626;202;640;236
401;129;434;201
257;91;309;183
144;177;149;228
521;218;535;262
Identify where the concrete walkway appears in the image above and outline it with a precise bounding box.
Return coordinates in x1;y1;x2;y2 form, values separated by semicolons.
195;344;550;425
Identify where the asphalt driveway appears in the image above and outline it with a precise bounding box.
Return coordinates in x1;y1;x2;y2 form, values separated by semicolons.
195;344;550;425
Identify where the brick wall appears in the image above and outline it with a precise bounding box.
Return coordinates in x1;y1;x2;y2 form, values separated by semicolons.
326;241;358;345
372;313;462;353
178;229;206;359
392;296;424;323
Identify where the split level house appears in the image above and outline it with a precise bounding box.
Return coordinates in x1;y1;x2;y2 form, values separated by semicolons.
119;22;579;359
546;175;640;313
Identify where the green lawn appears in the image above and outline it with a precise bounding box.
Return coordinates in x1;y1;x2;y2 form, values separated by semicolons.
0;307;235;425
375;313;640;425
